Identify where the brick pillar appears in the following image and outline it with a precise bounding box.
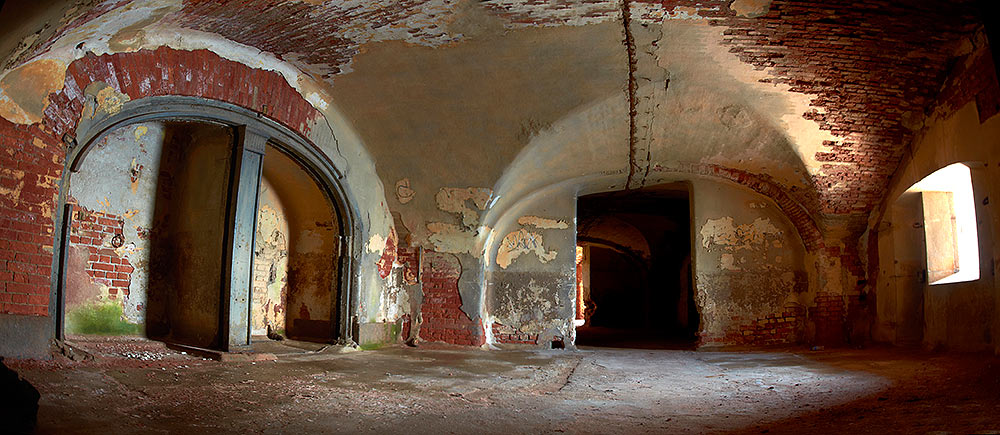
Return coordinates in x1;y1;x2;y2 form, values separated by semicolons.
418;250;484;346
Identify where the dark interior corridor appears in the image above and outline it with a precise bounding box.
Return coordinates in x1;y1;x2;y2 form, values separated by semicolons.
575;183;698;349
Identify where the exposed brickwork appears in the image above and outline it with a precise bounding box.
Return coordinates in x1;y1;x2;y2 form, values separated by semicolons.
860;30;998;347
32;0;974;236
702;305;804;346
933;37;1000;123
376;229;397;280
481;0;619;26
0;118;64;317
491;322;539;345
43;47;323;141
633;0;977;224
473;0;979;227
418;250;485;346
0;46;328;318
162;0;354;79
68;206;133;299
395;245;420;285
811;292;846;345
824;244;864;284
161;0;460;79
2;1;983;346
709;1;977;223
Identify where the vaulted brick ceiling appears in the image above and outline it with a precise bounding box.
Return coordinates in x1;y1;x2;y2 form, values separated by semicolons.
4;0;983;238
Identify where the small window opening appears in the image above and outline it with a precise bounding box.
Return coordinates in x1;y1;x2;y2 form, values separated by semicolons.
907;163;980;285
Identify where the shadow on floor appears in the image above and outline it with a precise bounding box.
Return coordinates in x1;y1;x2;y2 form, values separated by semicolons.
575;326;698;350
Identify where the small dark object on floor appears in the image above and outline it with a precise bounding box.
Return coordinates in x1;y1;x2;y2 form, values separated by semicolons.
266;325;284;341
0;357;40;435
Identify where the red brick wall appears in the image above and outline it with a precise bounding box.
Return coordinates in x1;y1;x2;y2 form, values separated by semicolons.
703;305;805;346
418;250;484;346
491;322;538;345
934;38;1000;123
0;118;64;317
395;245;420;285
68;207;133;299
2;46;325;320
43;47;323;141
486;0;978;231
376;229;397;280
709;1;976;221
811;292;846;345
653;162;823;250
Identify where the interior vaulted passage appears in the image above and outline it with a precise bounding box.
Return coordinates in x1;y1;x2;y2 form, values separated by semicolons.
0;1;998;433
575;183;698;348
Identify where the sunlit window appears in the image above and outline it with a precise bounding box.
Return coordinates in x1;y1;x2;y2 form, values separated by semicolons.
906;163;980;285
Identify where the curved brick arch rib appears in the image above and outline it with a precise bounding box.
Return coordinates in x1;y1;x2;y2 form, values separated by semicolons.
651;162;824;251
42;47;323;142
35;47;363;341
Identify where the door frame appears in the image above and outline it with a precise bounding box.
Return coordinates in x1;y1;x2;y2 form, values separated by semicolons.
53;96;358;348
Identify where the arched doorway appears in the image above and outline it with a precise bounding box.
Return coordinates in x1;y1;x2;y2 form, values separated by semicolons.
252;144;341;342
574;182;699;348
54;97;355;350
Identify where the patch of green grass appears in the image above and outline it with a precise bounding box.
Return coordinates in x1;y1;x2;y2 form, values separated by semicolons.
359;342;384;351
66;302;141;335
390;323;401;340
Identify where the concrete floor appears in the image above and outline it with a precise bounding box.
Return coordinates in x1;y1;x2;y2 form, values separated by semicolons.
7;337;1000;434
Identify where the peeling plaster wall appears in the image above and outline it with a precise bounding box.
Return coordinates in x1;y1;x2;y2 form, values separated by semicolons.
66;121;165;333
0;1;828;349
643;21;817;194
483;176;809;348
694;179;808;345
63;122;342;343
66;120;341;344
0;0;981;352
328;20;627;251
252;177;290;336
0;2;396;334
485;187;577;347
479;20;818;243
259;146;339;342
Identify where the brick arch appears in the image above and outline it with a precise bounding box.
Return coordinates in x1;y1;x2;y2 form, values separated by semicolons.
651;162;824;252
0;47;355;327
42;46;323;143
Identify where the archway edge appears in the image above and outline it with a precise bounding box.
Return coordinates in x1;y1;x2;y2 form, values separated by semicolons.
71;96;341;180
63;95;359;343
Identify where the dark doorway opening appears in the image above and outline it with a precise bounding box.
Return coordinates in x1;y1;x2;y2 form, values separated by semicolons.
575;183;698;349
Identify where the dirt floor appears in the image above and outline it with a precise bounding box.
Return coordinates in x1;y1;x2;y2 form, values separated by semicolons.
5;337;1000;434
